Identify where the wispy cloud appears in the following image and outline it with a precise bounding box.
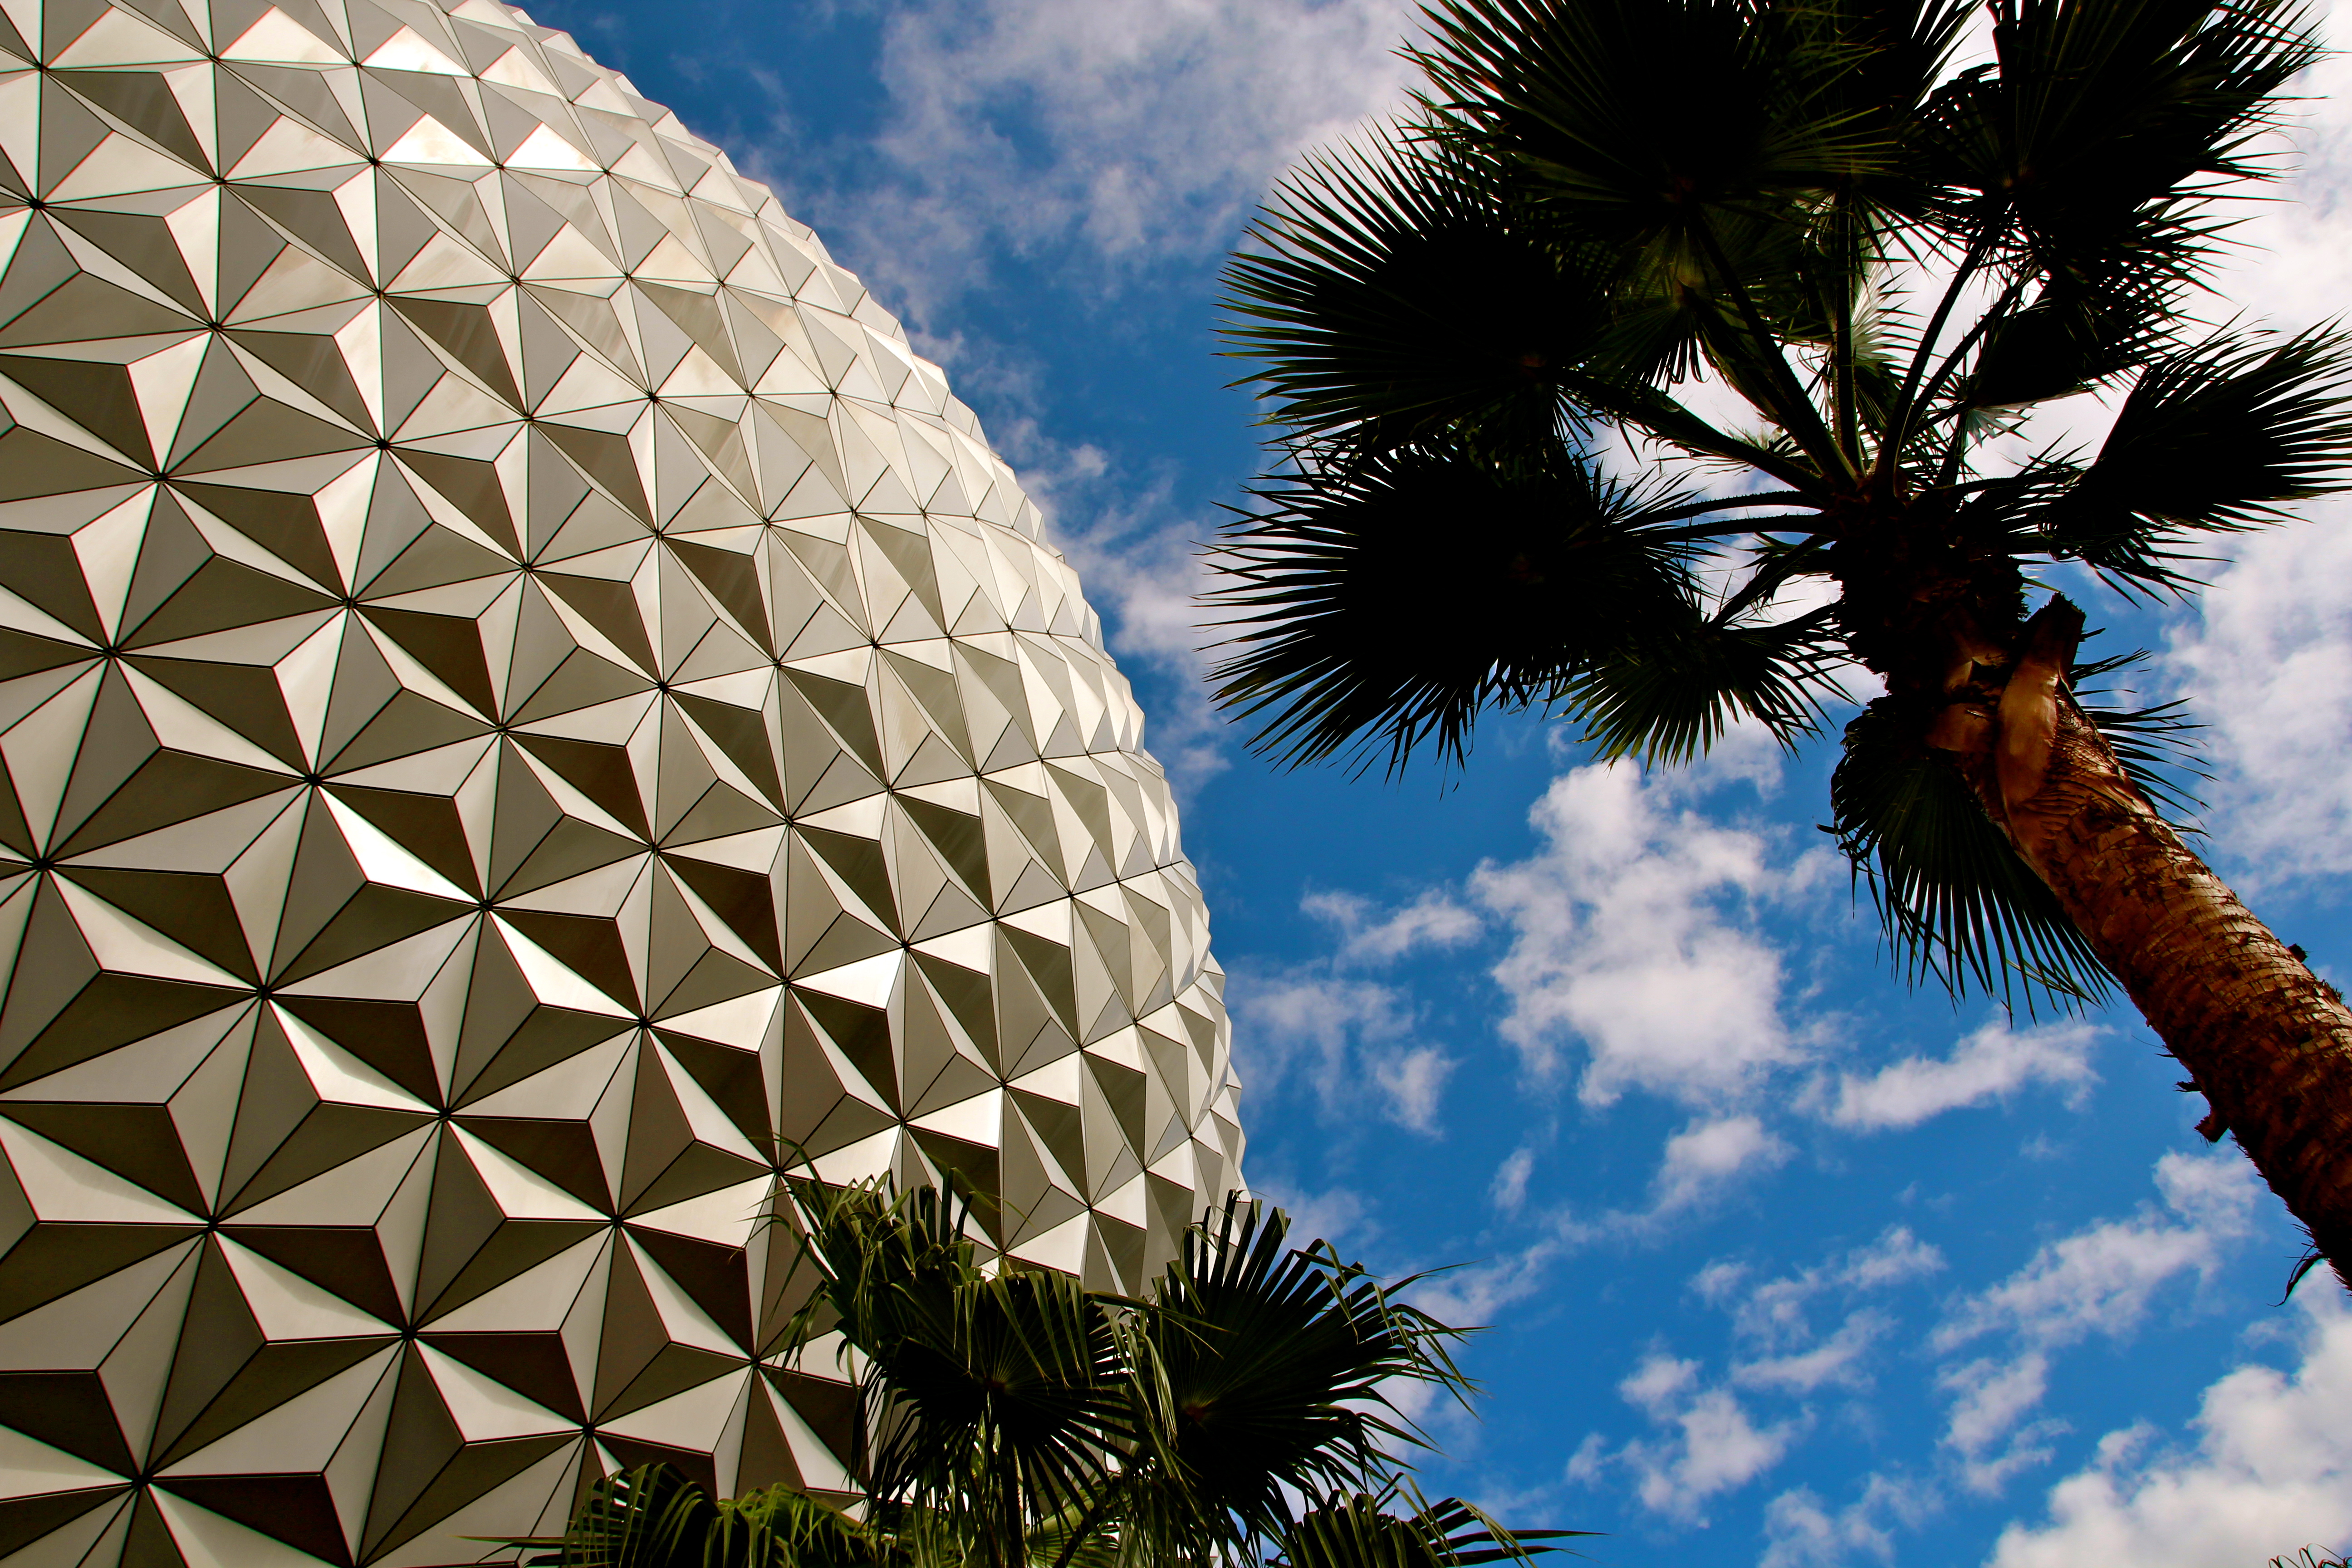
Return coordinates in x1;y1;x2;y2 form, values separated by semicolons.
1303;887;1485;967
1489;1144;1537;1215
2164;500;2352;884
1933;1152;2259;1355
1813;1019;2103;1131
765;0;1419;321
1228;965;1455;1134
1608;1352;1807;1523
1735;1311;1890;1396
1761;1475;1938;1568
1695;1225;1945;1403
1929;1151;2262;1494
1654;1115;1793;1215
1569;1225;1946;1526
1938;1353;2066;1495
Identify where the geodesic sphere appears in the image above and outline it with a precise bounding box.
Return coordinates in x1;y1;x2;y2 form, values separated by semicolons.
0;0;1245;1561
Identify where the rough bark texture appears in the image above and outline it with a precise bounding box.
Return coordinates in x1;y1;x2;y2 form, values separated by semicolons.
1982;600;2352;1292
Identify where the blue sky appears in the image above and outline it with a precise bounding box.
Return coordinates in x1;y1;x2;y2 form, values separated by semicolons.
517;0;2352;1560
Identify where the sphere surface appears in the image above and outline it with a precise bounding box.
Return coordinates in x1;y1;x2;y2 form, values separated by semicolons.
0;0;1245;1561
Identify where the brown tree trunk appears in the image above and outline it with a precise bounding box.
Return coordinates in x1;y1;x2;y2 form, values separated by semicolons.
1973;597;2352;1292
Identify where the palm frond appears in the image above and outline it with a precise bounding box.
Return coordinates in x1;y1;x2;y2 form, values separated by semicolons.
1204;440;1705;771
1958;281;2176;409
1125;1198;1475;1556
1829;697;2112;1011
1222;134;1607;453
774;1175;1130;1538
1915;0;2321;289
1559;600;1847;764
775;1175;984;1370
1273;1489;1596;1568
1412;0;1886;240
2070;647;2210;821
503;1464;885;1568
863;1268;1132;1530
2031;326;2352;595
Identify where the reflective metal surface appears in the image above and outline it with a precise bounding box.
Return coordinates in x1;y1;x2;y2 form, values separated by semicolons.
0;1;1245;1559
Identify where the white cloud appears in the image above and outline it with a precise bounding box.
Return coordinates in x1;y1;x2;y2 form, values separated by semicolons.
1247;1174;1371;1251
1303;887;1485;966
1939;1353;2066;1494
1735;1311;1887;1395
2164;504;2352;881
1575;1226;1950;1528
1407;1231;1572;1328
1989;1294;2352;1568
1371;1046;1455;1134
1761;1476;1937;1568
799;0;1419;318
1934;1152;2259;1355
1227;967;1456;1135
1490;1145;1537;1215
1573;1350;1807;1524
1655;1115;1793;1214
1619;1372;1804;1522
1929;1152;2264;1493
1841;1225;1948;1291
1697;1225;1946;1349
1678;1226;1948;1409
1471;762;1835;1105
1622;1351;1702;1413
1818;1019;2102;1131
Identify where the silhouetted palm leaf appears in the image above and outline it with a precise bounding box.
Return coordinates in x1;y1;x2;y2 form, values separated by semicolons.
2033;327;2352;595
1206;440;1730;769
1828;696;2111;1008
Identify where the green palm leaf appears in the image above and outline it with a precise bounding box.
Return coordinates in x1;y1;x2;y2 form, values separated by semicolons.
774;1177;1131;1564
1124;1199;1474;1556
503;1464;886;1568
2031;327;2352;595
1274;1490;1594;1568
1562;600;1846;763
1412;0;1879;239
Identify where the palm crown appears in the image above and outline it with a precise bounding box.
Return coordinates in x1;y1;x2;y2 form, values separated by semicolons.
1211;0;2352;1009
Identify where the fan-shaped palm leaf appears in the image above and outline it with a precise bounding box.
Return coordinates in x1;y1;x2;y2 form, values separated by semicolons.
2031;326;2352;595
505;1464;887;1568
1273;1490;1594;1568
774;1177;1131;1568
1121;1198;1473;1558
1208;436;1848;771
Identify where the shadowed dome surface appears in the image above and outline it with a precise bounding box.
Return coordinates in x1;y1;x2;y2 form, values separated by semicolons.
0;0;1246;1560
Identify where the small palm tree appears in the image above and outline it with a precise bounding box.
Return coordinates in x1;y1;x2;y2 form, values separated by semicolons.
1211;0;2352;1284
510;1179;1585;1568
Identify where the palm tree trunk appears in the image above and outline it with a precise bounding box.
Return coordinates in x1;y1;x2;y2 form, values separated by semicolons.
1981;598;2352;1291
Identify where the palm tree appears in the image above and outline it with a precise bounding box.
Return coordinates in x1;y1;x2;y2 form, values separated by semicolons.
510;1179;1585;1568
1210;0;2352;1285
